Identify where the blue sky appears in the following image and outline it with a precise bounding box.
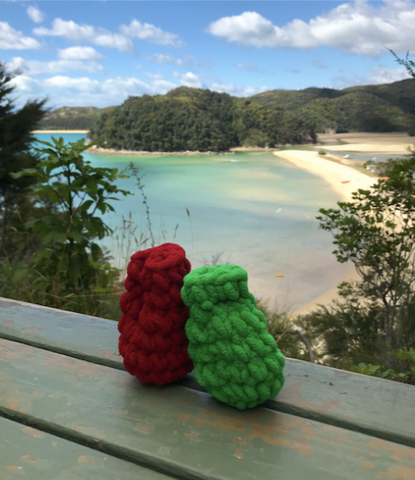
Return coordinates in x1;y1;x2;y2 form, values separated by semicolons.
1;0;415;110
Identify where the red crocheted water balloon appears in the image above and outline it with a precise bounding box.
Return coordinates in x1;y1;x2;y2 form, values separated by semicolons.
118;243;194;385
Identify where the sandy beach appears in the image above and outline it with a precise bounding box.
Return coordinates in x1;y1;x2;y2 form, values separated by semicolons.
31;130;90;134
276;134;414;317
324;143;413;153
85;146;235;156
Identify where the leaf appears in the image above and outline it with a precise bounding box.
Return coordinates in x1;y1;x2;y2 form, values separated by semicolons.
48;190;60;203
10;168;38;179
105;203;115;212
81;200;94;213
34;139;54;148
24;219;39;229
69;229;82;243
36;249;54;260
42;230;66;244
89;181;98;194
91;243;102;262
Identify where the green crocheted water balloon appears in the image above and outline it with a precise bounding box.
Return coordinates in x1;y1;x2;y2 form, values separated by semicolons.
181;264;285;410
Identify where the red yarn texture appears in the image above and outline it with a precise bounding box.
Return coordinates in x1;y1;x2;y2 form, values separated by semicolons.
118;243;194;385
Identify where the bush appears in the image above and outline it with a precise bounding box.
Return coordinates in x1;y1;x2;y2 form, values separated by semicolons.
318;150;326;155
352;347;415;385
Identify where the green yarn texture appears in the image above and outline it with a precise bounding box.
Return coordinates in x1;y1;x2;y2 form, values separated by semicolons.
181;264;285;410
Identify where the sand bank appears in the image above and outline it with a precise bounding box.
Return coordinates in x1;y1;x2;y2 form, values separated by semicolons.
274;150;377;202
31;130;90;134
272;149;379;317
317;132;414;145
230;146;281;152
324;143;414;153
85;146;235;156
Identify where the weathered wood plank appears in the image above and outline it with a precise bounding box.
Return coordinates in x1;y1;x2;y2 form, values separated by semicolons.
1;296;415;447
0;297;121;368
1;338;415;480
0;416;175;480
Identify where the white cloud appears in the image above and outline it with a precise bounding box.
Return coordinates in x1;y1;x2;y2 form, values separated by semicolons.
43;75;101;93
9;73;179;109
34;18;135;53
144;53;210;69
6;56;105;76
235;63;258;72
9;74;42;93
27;6;45;24
172;71;204;88
0;22;42;50
209;82;269;97
120;20;185;47
33;17;185;53
206;1;415;58
57;46;105;61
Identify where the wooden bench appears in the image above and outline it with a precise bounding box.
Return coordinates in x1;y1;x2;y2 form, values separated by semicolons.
1;296;414;479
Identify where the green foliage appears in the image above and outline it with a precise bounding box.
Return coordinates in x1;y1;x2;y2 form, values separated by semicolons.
36;106;117;131
10;136;132;294
386;48;415;79
318;150;327;155
353;347;415;384
39;77;415;141
0;251;123;320
250;79;415;134
257;301;316;363
295;282;388;369
313;156;415;368
0;60;52;258
88;88;316;152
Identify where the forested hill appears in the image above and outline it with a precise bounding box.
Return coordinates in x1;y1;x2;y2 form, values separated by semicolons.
87;89;317;152
36;79;415;145
36;106;116;131
249;78;415;134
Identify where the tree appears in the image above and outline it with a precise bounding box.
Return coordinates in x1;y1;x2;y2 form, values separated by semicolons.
11;137;132;294
386;48;415;136
386;47;415;79
316;157;415;367
0;60;53;257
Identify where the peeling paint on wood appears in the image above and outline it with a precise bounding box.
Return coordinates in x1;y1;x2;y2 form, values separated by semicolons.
1;296;414;450
1;338;415;480
0;417;174;480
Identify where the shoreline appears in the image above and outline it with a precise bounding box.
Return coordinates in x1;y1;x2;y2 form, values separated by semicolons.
85;145;236;156
272;146;397;318
31;130;90;134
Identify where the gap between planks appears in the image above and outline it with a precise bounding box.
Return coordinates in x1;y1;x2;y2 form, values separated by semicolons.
0;406;219;480
1;329;414;450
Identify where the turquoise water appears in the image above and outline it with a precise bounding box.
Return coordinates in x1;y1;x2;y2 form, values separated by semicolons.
32;133;354;312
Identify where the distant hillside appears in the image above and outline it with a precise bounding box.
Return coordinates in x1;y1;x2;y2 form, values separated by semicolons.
88;89;317;152
37;78;415;138
249;78;415;134
35;106;116;131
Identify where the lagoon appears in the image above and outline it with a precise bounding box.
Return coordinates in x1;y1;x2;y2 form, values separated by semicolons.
32;133;355;313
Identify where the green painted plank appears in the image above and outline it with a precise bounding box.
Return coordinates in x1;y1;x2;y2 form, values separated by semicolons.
1;338;415;480
0;297;122;368
0;416;175;480
1;297;415;447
